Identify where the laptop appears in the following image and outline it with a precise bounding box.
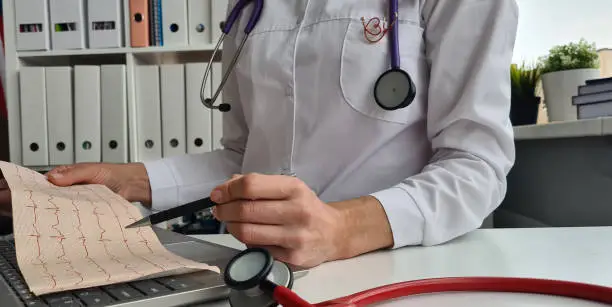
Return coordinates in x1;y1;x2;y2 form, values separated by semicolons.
0;228;308;306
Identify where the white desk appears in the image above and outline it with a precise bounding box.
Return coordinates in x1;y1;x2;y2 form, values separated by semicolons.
193;227;612;306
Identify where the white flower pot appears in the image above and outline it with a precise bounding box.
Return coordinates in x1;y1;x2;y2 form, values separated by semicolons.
541;68;600;122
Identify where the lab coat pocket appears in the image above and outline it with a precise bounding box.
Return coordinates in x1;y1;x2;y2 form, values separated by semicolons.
340;18;425;125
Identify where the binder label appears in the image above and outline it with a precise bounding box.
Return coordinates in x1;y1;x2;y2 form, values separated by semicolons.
19;24;44;33
54;23;78;32
92;22;117;31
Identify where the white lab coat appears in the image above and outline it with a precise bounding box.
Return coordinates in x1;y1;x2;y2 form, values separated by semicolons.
144;0;519;248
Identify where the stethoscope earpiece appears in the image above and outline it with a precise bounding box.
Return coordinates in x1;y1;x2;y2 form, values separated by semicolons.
204;98;231;113
218;103;231;112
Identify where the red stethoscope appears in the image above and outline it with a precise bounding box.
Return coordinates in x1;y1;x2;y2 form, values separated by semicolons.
224;247;612;307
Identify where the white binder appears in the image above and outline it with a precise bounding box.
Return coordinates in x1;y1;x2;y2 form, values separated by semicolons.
185;63;212;154
101;65;128;163
211;0;228;43
49;0;87;49
15;0;50;51
45;67;74;165
187;0;211;45
135;65;162;162
74;66;101;163
211;62;224;150
19;67;48;166
161;0;188;46
160;64;187;157
87;0;123;48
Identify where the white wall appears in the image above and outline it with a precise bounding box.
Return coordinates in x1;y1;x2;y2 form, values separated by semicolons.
600;49;612;77
513;0;612;64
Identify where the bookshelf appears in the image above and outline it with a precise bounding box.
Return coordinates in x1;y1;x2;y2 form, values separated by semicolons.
2;0;226;170
17;44;218;58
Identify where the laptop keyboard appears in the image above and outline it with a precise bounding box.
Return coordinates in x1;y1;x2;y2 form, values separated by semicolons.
0;239;214;306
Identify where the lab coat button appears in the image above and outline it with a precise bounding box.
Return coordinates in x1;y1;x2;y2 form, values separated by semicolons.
286;87;293;96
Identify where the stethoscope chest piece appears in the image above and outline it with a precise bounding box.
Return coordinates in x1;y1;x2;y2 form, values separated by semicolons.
374;68;416;110
225;248;294;307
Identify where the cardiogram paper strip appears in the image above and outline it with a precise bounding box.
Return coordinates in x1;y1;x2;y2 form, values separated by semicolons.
0;161;219;295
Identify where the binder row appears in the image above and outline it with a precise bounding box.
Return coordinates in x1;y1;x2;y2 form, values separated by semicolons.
130;0;228;47
16;0;123;51
134;63;224;162
20;65;128;166
15;0;229;51
18;62;225;167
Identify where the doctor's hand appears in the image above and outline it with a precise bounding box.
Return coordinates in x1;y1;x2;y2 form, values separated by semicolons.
0;178;14;235
46;163;152;205
210;174;347;268
0;178;11;217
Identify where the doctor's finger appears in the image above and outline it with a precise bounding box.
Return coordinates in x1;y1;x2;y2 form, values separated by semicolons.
257;246;304;267
236;244;295;264
225;222;292;249
214;200;295;225
212;173;303;203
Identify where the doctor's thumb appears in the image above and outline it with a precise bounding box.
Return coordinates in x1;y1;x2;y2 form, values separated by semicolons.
46;164;105;187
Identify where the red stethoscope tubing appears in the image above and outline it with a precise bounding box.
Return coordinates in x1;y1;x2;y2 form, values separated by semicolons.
273;285;315;307
272;277;612;307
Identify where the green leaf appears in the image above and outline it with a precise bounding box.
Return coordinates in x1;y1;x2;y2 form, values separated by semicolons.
510;61;541;102
538;38;599;74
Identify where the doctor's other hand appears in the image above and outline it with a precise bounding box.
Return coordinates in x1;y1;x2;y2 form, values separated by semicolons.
46;163;152;205
0;179;11;217
211;174;349;268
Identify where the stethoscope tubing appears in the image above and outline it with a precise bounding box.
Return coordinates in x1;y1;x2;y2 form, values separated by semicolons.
311;276;612;307
226;250;612;306
389;0;400;69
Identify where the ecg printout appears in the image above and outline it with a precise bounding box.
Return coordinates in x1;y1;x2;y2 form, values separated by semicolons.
0;161;219;295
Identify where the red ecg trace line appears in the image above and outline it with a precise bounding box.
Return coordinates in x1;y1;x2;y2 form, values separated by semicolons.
45;194;84;286
108;190;190;268
71;192;111;282
91;204;143;279
16;166;58;290
104;188;182;268
84;186;167;273
10;164;201;293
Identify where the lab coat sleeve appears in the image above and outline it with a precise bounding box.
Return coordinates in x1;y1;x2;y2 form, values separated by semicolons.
370;0;518;247
143;11;248;212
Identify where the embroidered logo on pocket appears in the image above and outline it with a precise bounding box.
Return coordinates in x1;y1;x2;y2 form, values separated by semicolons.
360;13;397;43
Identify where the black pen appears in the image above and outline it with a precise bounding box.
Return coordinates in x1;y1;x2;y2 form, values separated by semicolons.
125;197;219;228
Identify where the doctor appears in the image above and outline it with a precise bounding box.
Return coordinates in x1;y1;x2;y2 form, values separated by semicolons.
3;0;519;268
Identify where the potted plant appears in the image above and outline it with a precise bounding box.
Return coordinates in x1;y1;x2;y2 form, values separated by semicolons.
510;62;542;126
538;39;600;122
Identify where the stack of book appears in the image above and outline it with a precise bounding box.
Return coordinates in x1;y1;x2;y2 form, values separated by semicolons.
572;77;612;119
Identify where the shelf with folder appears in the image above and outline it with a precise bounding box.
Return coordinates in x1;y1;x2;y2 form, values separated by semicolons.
17;48;132;59
3;0;229;168
17;45;220;59
19;55;127;69
131;44;219;55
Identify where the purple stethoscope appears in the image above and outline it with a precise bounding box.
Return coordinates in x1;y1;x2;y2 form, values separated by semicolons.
199;0;417;113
